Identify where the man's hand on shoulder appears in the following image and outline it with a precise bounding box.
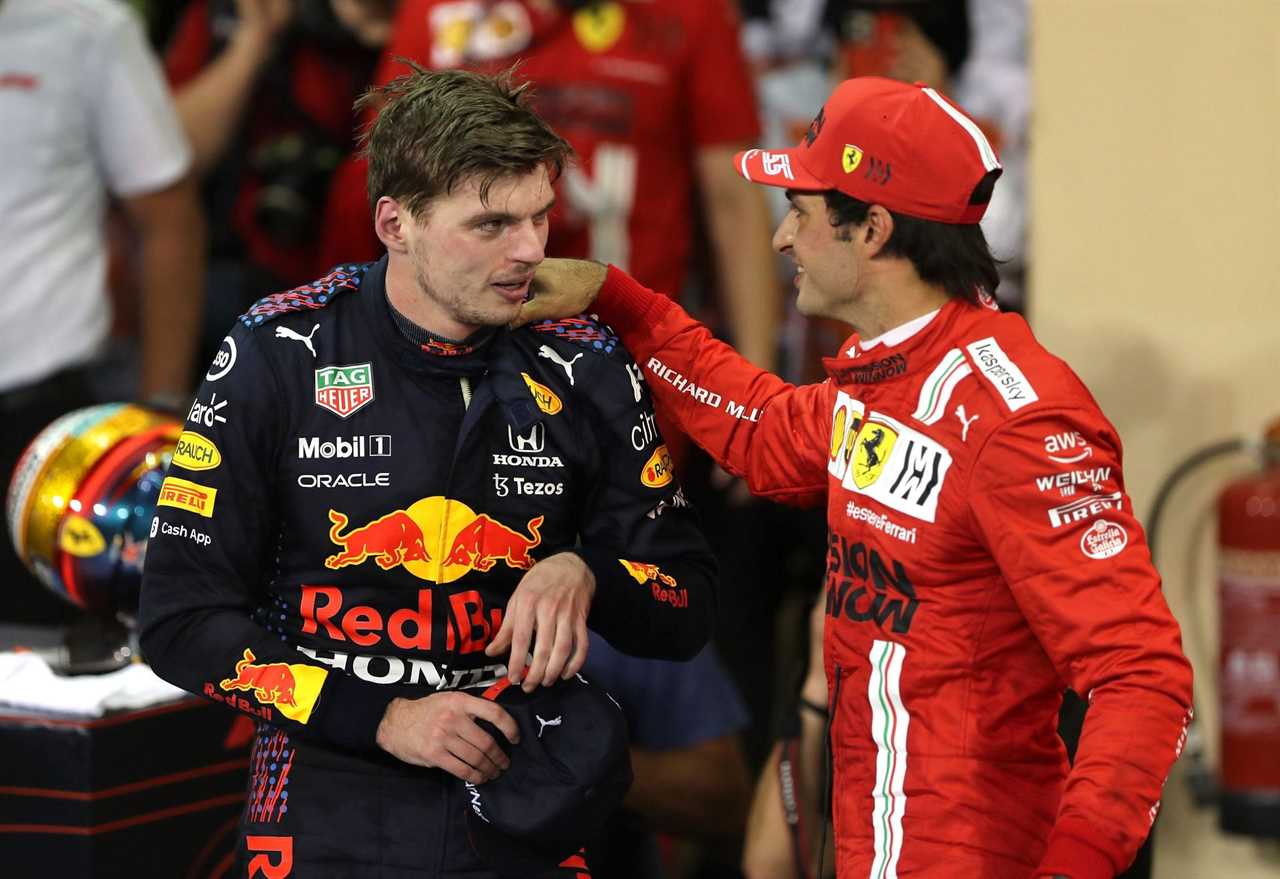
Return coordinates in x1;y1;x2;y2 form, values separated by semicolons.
512;259;608;327
376;693;519;783
484;552;595;690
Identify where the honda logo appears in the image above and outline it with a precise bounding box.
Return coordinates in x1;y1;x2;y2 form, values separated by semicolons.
508;424;545;454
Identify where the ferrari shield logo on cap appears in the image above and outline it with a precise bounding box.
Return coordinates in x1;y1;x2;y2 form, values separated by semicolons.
315;364;374;418
574;2;625;53
842;144;864;174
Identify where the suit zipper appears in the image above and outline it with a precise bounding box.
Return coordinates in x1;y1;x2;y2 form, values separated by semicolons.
816;664;842;879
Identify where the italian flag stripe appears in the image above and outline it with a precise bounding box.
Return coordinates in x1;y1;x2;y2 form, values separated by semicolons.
868;639;909;879
912;350;972;425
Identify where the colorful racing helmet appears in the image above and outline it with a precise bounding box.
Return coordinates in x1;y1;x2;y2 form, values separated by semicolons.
6;404;182;619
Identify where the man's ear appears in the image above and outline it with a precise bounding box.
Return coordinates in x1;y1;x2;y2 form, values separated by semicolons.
862;205;895;258
374;196;412;254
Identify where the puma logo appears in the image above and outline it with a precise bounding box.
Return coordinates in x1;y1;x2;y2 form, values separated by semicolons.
537;346;583;386
956;405;979;442
536;714;562;738
276;323;319;358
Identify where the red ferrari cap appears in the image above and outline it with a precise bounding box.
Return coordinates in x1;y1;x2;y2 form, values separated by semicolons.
735;77;1002;224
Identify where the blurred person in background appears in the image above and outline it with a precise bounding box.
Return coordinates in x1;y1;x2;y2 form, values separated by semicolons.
584;633;752;879
0;0;205;625
163;0;396;367
829;0;1028;309
323;0;778;375
740;589;832;879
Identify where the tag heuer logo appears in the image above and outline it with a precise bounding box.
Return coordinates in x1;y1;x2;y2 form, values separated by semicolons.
315;364;374;418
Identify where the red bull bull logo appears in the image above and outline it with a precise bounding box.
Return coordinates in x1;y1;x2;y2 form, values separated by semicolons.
219;648;326;723
325;497;543;583
325;510;430;570
445;514;543;571
618;559;688;608
619;558;678;587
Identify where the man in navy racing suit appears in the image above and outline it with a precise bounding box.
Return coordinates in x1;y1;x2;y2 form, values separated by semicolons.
139;67;716;877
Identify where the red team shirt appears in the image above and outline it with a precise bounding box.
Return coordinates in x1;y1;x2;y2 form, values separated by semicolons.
166;0;378;285
321;0;761;299
590;267;1194;879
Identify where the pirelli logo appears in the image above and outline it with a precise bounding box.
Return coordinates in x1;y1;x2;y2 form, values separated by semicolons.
158;476;218;518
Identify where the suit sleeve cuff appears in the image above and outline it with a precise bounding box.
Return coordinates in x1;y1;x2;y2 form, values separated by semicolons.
309;671;399;754
1035;817;1123;879
596;265;676;338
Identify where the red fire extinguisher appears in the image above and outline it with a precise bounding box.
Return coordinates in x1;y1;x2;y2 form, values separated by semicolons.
1147;422;1280;839
1216;420;1280;836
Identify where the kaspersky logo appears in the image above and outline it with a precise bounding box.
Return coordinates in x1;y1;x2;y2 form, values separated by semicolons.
325;497;542;583
219;648;326;724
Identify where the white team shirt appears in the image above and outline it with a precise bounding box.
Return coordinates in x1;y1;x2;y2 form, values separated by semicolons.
0;0;191;390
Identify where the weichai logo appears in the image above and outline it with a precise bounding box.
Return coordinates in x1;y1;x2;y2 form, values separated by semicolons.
824;533;918;635
325;497;542;583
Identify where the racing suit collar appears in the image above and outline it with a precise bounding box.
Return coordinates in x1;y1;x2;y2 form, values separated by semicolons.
358;255;495;378
823;297;975;384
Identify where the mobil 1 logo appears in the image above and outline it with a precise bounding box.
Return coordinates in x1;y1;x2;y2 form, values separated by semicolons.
298;435;391;459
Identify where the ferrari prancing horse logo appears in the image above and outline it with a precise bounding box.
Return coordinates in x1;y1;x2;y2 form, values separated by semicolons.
842;144;864;174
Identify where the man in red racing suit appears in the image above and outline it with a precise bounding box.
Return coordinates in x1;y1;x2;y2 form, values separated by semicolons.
520;77;1194;879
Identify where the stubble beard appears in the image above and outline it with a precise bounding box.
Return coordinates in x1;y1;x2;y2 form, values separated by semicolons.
413;253;507;335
